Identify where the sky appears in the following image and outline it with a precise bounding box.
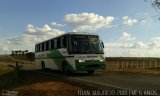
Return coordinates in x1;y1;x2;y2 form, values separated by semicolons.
0;0;160;57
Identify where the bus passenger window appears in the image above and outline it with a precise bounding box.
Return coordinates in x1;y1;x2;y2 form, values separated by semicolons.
40;44;42;51
49;40;51;50
54;39;57;48
44;42;46;51
51;39;54;49
57;38;60;48
46;41;49;50
42;43;44;51
63;37;67;48
60;37;66;48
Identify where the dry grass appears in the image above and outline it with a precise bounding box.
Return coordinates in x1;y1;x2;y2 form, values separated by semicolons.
0;65;83;96
0;55;16;63
105;65;160;76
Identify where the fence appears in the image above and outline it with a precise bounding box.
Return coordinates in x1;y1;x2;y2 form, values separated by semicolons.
105;57;160;72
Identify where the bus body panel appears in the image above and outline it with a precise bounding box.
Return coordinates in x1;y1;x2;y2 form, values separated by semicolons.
35;32;106;73
35;49;105;71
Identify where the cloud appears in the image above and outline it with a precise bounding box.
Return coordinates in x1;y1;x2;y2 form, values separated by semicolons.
120;32;136;41
24;24;64;39
104;32;160;57
64;13;114;31
122;41;148;49
6;24;64;51
120;32;148;49
148;37;160;49
123;16;138;26
51;22;65;27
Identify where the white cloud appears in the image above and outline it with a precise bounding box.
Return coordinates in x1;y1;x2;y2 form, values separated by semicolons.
148;37;160;49
24;24;64;39
51;22;65;27
123;16;138;26
120;32;136;41
122;41;148;49
104;32;160;57
6;24;64;52
64;13;114;31
132;41;148;48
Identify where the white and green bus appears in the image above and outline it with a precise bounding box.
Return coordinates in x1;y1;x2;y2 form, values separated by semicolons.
35;32;105;74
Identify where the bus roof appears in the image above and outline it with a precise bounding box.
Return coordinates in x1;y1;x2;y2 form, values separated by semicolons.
36;32;99;45
65;32;98;36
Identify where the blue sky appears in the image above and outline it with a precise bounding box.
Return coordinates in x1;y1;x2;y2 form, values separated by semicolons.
0;0;160;57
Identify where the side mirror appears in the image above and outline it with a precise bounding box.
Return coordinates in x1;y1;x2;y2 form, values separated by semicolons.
101;42;104;48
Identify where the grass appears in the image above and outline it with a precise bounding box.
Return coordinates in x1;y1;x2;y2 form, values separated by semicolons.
0;65;14;76
0;65;26;90
105;67;160;77
0;55;16;63
0;64;85;96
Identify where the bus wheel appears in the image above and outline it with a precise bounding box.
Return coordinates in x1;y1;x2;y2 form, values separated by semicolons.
41;61;46;71
62;64;70;75
87;70;95;74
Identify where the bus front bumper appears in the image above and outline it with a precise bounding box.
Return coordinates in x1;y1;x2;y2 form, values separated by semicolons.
75;61;106;71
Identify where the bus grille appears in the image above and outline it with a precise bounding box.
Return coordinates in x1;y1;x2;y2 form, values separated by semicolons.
87;64;99;68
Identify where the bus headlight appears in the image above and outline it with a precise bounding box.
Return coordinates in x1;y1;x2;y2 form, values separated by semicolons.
79;60;85;63
99;59;104;62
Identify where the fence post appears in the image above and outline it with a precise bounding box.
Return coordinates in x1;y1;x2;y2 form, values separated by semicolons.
137;61;139;69
155;61;157;69
132;61;134;69
122;61;124;70
150;61;152;68
142;61;145;69
127;61;129;69
117;61;119;70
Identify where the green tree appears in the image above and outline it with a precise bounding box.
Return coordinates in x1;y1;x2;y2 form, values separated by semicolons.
26;52;35;61
145;0;160;11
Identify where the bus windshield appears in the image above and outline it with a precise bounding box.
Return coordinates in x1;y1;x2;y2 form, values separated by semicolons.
72;35;104;54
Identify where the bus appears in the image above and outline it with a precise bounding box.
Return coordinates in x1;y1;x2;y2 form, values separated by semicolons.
35;32;106;74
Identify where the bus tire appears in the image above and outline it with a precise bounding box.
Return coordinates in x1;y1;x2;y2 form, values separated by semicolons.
62;63;70;75
87;70;95;74
41;61;46;71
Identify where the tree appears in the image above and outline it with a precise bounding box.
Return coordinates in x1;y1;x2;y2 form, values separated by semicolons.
15;51;18;55
152;0;160;11
25;50;28;54
18;50;22;55
11;51;15;56
26;52;35;61
145;0;160;11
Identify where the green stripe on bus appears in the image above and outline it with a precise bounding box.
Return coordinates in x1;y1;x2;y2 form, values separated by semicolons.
75;61;105;71
47;49;75;71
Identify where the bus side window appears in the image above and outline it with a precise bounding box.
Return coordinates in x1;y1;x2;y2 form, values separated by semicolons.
42;43;44;51
36;45;38;52
60;36;66;48
60;37;63;48
40;44;42;51
63;36;66;48
68;36;73;53
49;40;51;50
44;42;46;51
35;45;37;52
46;41;49;51
38;44;40;52
54;39;57;49
37;45;38;52
57;38;60;48
51;39;54;49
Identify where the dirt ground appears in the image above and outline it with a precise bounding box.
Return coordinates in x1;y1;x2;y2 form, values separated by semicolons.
0;66;83;96
16;83;80;96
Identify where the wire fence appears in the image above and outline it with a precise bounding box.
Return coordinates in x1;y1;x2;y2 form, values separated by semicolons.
105;57;160;73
